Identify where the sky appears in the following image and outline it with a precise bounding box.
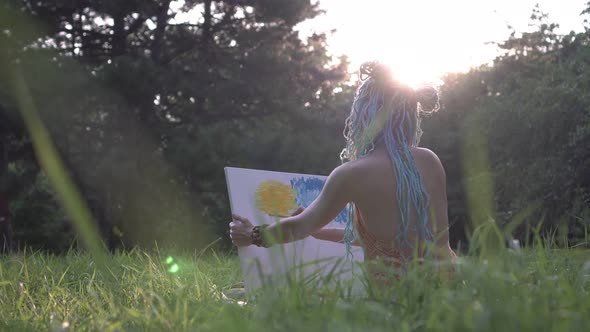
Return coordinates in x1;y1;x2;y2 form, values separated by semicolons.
298;0;589;86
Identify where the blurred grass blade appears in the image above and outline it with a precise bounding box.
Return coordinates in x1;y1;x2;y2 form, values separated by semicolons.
9;66;108;264
463;115;503;256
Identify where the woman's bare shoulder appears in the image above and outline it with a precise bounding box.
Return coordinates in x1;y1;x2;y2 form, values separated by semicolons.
411;147;441;163
334;159;364;176
331;158;376;186
412;147;445;177
412;147;439;159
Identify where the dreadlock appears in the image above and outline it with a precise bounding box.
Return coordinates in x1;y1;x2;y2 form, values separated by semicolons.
340;61;440;258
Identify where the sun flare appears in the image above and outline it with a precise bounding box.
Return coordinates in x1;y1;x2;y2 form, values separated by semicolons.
335;0;461;88
301;0;543;88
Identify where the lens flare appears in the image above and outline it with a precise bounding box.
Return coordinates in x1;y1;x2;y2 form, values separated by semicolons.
165;256;179;273
168;263;179;273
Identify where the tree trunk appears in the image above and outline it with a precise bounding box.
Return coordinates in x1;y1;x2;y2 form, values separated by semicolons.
0;194;12;253
152;0;172;63
112;11;126;57
0;135;7;176
202;0;212;53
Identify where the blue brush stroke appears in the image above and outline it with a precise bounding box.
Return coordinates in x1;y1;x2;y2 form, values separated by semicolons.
290;177;349;224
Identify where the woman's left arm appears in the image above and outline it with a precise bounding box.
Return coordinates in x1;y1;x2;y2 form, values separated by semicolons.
229;164;355;247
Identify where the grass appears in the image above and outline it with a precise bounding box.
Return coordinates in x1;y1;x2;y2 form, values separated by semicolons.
0;247;589;332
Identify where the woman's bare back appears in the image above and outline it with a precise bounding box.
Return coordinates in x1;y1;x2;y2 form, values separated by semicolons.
346;146;451;256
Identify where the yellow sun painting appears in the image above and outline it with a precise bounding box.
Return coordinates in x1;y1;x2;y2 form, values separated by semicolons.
255;180;299;217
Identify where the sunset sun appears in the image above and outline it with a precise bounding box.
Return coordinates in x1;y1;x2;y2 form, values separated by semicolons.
299;0;585;88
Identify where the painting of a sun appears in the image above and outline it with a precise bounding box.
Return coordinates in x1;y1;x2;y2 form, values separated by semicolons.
255;180;299;217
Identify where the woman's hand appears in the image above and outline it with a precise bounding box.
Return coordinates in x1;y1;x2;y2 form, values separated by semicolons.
229;214;255;247
291;206;305;216
311;230;322;239
309;228;325;240
307;228;360;246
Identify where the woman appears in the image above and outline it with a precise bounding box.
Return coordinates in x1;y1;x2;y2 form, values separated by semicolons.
230;62;456;284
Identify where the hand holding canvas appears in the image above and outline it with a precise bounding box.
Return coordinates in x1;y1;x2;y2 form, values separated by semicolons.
229;164;354;247
229;214;254;247
230;207;305;247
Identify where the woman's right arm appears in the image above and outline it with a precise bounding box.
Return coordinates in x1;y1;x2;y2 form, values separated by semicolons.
293;205;361;246
311;228;361;246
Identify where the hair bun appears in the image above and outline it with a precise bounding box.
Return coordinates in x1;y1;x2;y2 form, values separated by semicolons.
359;61;392;82
414;86;440;113
359;61;440;113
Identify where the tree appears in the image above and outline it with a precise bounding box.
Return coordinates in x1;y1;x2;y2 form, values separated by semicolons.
0;0;350;251
423;5;590;248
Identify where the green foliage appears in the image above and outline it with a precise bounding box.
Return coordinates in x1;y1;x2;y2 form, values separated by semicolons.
0;0;350;251
0;250;589;331
422;6;590;247
1;1;590;251
10;170;74;253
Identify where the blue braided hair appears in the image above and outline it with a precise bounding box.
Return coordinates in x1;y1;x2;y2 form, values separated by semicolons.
340;61;440;258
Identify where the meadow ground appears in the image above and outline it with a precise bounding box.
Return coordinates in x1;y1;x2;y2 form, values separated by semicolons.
0;247;588;332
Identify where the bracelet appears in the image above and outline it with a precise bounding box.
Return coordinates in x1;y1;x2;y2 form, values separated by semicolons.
252;225;270;247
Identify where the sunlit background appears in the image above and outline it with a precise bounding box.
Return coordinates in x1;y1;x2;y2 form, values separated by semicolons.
2;0;589;256
172;0;588;86
297;0;587;87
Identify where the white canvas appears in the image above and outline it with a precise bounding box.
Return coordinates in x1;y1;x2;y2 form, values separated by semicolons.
224;167;364;292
